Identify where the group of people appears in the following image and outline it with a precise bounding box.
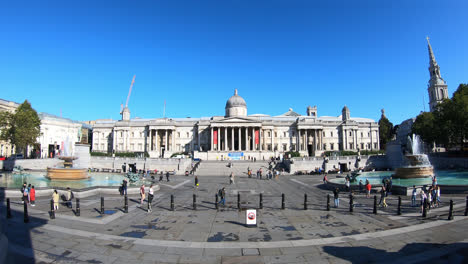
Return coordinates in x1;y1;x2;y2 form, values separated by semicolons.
413;184;441;213
20;183;36;206
139;184;155;212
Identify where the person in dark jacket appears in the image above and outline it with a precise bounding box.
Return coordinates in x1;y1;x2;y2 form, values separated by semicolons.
333;188;340;208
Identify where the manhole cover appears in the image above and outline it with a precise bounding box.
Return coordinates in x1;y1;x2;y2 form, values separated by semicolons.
242;248;260;256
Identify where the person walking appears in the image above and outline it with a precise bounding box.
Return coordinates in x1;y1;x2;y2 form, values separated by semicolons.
411;185;417;207
147;184;154;213
379;186;387;207
436;186;441;207
229;172;234;185
358;180;363;193
194;176;199;189
52;190;60;211
345;178;350;192
66;187;73;208
21;183;28;204
140;184;145;206
366;181;372;198
166;171;170;182
30;186;36;206
122;178;128;196
218;187;226;206
323;174;328;184
333;188;340;208
420;190;427;213
159;171;164;182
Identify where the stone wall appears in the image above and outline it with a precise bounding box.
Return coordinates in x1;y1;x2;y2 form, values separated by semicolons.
428;155;468;170
193;151;277;161
285;155;388;174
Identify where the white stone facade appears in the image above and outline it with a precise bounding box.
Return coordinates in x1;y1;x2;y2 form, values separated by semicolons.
91;90;380;159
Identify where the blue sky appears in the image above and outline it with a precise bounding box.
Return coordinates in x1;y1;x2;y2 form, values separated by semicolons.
1;0;467;125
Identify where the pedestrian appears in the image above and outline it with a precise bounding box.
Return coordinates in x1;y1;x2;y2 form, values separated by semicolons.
259;169;263;180
436;186;441;207
358;180;363;193
218;187;226;206
275;170;279;179
379;185;387;207
411;185;417;207
52;190;59;211
66;187;73;208
122;163;126;173
420;190;427;213
140;184;145;206
30;186;36;206
248;169;252;178
333;188;340;208
159;171;164;182
166;171;170;182
427;189;432;209
323;174;328;184
345;178;350;192
21;183;28;204
256;170;260;179
194;176;199;189
229;172;234;184
27;184;32;202
366;181;372;198
147;184;154;213
388;177;393;195
122;179;128;196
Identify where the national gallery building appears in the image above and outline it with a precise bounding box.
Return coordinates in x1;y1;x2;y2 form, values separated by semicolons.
91;90;379;159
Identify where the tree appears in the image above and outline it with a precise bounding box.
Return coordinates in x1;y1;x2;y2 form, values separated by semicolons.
378;115;393;150
0;100;41;155
412;83;468;150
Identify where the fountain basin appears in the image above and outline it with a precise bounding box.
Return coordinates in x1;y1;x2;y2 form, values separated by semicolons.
394;166;434;179
47;167;89;180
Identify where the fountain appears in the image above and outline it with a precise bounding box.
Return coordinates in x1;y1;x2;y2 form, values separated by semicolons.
47;137;88;180
393;134;434;179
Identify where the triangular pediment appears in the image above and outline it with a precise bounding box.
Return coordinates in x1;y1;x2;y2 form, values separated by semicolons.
217;116;258;123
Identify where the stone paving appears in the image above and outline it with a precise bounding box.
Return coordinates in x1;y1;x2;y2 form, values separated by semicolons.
1;171;468;263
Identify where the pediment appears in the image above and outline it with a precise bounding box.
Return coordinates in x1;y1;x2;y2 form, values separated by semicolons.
216;117;258;123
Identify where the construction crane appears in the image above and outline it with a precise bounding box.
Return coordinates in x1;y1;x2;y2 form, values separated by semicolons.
120;75;136;116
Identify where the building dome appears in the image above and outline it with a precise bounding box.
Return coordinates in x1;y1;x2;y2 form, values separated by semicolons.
225;89;247;117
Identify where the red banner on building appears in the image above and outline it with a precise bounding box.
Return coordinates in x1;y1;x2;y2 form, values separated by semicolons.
255;129;259;145
214;129;218;145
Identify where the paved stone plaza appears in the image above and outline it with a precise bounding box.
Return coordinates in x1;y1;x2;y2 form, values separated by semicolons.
1;163;468;263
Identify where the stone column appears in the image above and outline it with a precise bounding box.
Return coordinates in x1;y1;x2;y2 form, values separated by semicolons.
370;127;373;150
246;127;249;151
149;129;153;151
172;129;176;152
238;127;242;151
231;127;234;152
223;127;227;151
165;130;168;152
112;130;116;152
211;127;214;151
155;129;159;153
252;128;255;151
197;128;201;151
304;129;308;153
271;129;274;152
259;129;263;151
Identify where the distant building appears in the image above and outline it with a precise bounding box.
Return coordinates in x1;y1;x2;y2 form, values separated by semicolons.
91;89;380;159
427;37;449;112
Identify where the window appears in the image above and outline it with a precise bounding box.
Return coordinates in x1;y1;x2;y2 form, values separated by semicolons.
360;143;364;150
138;143;142;151
323;144;327;150
323;131;325;137
284;132;287;137
268;144;272;151
275;132;277;137
349;131;352;136
94;144;98;150
361;132;363;137
130;143;134;151
292;132;295;137
368;132;370;137
268;131;271;137
178;132;181;138
367;143;371;149
331;132;333;137
187;132;189;138
120;132;123;137
349;143;353;149
374;143;377;149
331;143;334;150
131;132;134;137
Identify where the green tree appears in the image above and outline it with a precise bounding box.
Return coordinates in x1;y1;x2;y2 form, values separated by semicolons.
378;115;393;150
0;100;41;155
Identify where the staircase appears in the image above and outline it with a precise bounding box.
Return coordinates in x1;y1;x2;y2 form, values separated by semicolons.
195;160;270;177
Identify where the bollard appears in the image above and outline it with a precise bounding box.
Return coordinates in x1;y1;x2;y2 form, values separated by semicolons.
349;194;353;213
6;198;12;219
281;193;285;210
50;199;55;219
24;202;29;223
465;196;468;216
259;193;263;209
397;196;402;215
237;193;241;211
101;197;104;215
304;193;308;210
76;198;80;216
422;198;427;217
448;199;454;220
193;194;197;210
327;194;330;211
171;194;174;211
373;195;377;214
124;195;128;213
215;194;219;210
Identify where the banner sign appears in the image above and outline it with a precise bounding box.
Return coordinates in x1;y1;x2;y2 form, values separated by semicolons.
255;129;259;145
228;152;244;160
213;129;218;145
246;209;257;226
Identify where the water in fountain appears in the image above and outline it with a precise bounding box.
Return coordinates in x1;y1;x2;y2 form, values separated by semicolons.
394;134;434;179
47;136;88;180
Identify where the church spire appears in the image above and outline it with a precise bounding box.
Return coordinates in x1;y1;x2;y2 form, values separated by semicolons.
427;36;437;68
